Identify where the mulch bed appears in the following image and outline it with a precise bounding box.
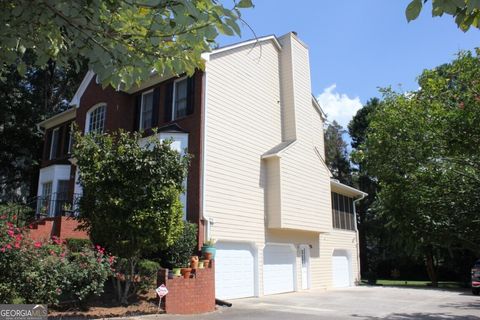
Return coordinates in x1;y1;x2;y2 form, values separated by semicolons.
48;289;163;319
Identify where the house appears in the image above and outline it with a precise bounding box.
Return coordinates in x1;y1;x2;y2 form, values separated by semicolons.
35;32;366;299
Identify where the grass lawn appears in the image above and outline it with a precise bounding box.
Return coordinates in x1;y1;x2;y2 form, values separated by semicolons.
361;279;464;289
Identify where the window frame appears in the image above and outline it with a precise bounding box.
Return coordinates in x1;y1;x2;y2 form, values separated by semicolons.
172;77;188;120
139;89;154;130
85;103;106;134
67;123;74;154
331;192;355;231
49;127;60;160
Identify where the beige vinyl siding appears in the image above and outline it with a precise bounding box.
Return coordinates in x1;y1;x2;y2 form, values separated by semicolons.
278;37;297;141
204;33;361;296
318;229;361;288
204;40;282;245
266;229;323;289
279;144;332;232
267;33;332;232
265;158;282;228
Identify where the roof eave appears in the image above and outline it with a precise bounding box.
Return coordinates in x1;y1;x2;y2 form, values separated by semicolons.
330;179;367;198
202;35;282;61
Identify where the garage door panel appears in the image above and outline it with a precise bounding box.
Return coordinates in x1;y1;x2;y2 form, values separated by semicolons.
263;244;295;295
215;242;255;300
332;251;351;288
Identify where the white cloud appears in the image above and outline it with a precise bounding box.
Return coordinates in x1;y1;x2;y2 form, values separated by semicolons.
316;84;362;130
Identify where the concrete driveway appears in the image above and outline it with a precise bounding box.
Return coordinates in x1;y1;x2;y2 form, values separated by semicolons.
143;286;480;320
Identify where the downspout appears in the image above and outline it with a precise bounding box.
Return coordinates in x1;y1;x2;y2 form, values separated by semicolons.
200;58;213;243
353;193;367;284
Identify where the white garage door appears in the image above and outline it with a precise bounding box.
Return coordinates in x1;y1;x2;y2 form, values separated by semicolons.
332;251;351;288
263;244;295;295
215;242;255;300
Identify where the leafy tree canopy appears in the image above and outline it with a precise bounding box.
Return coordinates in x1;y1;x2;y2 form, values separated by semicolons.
324;120;352;185
406;0;480;31
73;130;189;257
0;55;87;201
73;129;189;304
1;0;253;89
357;49;480;284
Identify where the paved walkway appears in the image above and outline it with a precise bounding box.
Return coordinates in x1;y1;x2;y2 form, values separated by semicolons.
131;286;480;320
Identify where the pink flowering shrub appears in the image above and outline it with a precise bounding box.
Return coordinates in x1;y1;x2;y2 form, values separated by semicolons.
0;214;114;305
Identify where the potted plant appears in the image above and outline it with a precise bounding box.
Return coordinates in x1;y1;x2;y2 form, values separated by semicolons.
190;255;199;269
201;238;217;259
159;222;198;276
172;267;182;277
181;266;192;279
198;261;205;269
202;259;210;268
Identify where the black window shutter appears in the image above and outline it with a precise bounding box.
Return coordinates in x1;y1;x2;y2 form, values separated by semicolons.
56;126;64;158
44;130;52;160
186;76;195;115
152;87;160;128
134;95;142;131
63;124;70;156
164;82;173;122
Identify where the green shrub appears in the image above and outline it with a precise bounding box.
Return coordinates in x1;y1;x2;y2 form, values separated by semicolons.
137;259;160;277
62;247;113;302
65;238;92;252
0;203;35;227
160;222;198;268
0;215;113;305
137;259;160;291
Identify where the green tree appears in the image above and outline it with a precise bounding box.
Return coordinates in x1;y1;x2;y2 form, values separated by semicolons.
359;50;480;286
0;55;87;201
348;98;381;277
324;120;352;185
1;0;253;89
406;0;480;31
72;130;189;304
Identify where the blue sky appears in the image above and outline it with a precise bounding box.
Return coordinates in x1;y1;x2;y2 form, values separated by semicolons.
218;0;479;129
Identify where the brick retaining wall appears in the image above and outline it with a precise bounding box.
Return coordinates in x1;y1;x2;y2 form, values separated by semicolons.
157;261;215;314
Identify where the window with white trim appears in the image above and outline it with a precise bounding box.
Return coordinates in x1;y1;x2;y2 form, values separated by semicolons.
172;78;188;120
140;91;154;130
40;181;53;215
49;128;60;160
86;104;106;133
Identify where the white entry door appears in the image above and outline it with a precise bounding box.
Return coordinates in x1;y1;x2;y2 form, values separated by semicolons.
300;245;310;289
263;244;296;295
215;242;255;300
332;250;351;288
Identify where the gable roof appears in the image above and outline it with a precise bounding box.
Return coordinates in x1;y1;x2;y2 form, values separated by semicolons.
69;70;95;108
201;35;282;61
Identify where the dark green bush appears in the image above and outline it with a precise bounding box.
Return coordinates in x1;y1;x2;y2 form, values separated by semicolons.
137;259;160;291
160;222;197;268
137;259;160;277
65;238;92;252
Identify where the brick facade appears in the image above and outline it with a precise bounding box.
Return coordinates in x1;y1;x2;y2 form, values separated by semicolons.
28;217;88;241
157;261;215;314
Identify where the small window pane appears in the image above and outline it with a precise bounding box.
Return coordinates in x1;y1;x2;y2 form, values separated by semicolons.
88;105;106;133
173;79;188;119
39;182;53;216
141;92;154;130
